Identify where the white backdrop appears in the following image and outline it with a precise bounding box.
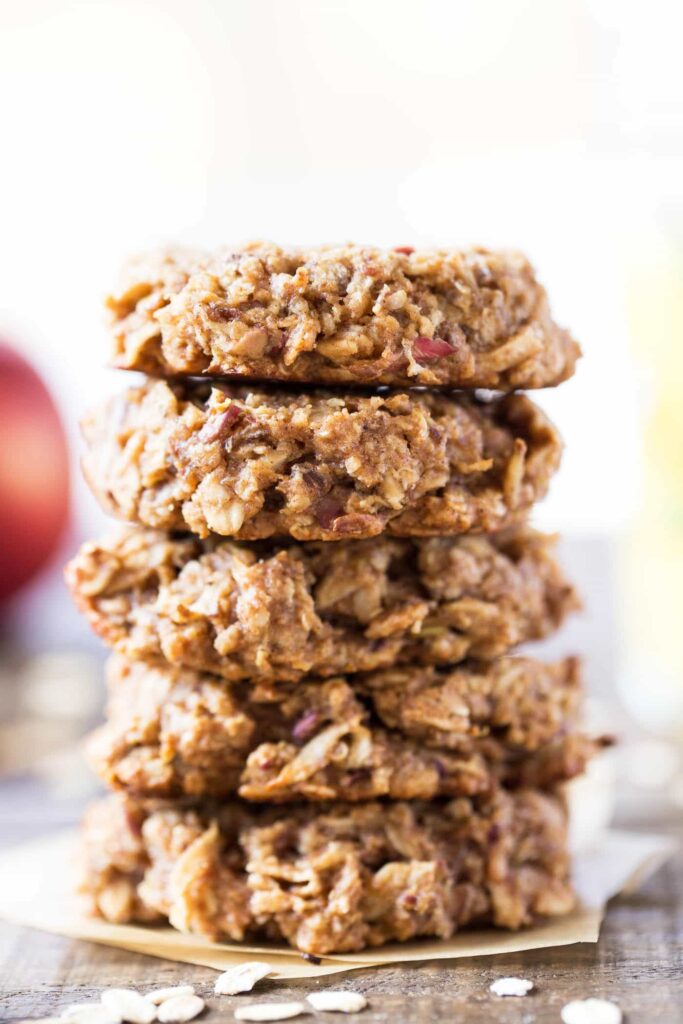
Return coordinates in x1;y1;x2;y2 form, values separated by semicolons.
1;0;681;539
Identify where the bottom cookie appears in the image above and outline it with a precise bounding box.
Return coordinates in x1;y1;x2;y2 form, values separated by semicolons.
80;788;574;955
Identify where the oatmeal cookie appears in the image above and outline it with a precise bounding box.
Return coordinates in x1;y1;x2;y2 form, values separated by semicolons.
86;655;596;802
81;380;561;541
66;525;577;682
107;244;579;389
80;787;575;954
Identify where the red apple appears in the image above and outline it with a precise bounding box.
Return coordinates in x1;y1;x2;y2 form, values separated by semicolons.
0;342;70;605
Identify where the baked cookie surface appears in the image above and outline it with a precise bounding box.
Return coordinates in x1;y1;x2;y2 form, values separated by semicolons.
80;787;575;955
108;243;579;389
81;380;561;541
66;525;577;682
86;655;596;802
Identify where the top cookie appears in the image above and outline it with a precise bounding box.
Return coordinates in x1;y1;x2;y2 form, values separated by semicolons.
107;243;580;389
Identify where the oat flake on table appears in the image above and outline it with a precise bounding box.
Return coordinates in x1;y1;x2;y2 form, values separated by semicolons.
61;1005;121;1024
489;976;534;997
146;986;196;1005
214;961;273;995
307;991;368;1012
234;1003;307;1022
561;997;623;1024
156;994;205;1023
101;988;156;1024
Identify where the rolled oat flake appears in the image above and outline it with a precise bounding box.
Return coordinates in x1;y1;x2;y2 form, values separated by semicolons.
61;1003;123;1024
561;998;623;1024
489;976;534;997
101;989;156;1024
214;962;273;995
306;991;368;1012
157;994;205;1023
146;987;196;1005
234;1004;307;1022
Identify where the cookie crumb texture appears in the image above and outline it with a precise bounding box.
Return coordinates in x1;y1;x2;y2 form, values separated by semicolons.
86;655;595;802
108;244;579;390
80;788;575;954
66;525;577;682
81;381;561;542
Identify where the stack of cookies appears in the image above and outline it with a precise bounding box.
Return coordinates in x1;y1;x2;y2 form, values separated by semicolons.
67;243;597;956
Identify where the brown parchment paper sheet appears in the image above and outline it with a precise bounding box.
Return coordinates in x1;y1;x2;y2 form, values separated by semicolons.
0;829;675;979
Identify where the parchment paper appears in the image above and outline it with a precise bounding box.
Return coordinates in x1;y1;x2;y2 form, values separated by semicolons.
0;827;675;978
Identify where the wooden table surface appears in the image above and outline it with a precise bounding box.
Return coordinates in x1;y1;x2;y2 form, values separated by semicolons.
1;800;681;1024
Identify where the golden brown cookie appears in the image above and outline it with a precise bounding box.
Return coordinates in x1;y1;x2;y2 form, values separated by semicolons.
108;243;579;389
81;380;561;541
66;525;577;682
86;655;596;802
80;787;575;955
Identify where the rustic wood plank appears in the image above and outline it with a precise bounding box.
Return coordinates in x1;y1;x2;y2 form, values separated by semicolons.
2;832;681;1024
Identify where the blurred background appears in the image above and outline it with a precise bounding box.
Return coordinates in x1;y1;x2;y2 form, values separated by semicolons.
1;0;681;839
